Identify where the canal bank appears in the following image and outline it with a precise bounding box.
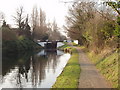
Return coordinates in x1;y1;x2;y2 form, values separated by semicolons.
52;47;80;88
52;43;118;88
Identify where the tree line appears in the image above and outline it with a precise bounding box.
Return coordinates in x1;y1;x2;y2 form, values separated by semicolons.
65;0;120;54
31;6;66;41
0;6;66;53
1;6;66;41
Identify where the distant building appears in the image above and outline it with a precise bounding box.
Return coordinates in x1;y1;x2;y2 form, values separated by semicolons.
73;40;78;44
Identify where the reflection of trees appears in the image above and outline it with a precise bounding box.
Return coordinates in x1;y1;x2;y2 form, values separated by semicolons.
45;50;59;73
2;54;18;76
2;51;31;76
16;54;31;88
2;50;63;88
31;55;47;86
31;50;60;87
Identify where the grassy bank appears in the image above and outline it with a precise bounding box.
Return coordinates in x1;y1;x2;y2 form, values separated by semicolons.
87;49;118;88
52;47;80;88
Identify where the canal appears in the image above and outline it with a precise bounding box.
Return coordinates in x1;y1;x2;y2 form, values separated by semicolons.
0;49;71;88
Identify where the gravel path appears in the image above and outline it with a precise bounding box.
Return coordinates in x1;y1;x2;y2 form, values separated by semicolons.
76;47;112;88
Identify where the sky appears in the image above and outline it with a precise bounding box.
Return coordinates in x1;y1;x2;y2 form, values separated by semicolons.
0;0;106;34
0;0;72;28
0;0;102;27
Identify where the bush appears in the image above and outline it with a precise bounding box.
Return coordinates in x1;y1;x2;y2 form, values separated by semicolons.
114;24;120;38
2;27;17;41
2;40;18;53
2;27;18;53
2;27;42;54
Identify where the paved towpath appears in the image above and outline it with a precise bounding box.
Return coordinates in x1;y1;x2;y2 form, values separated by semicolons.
76;47;112;88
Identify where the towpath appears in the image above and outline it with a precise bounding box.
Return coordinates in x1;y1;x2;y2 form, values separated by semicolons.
76;47;112;88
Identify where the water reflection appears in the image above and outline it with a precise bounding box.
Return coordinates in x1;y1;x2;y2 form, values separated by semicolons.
1;50;70;88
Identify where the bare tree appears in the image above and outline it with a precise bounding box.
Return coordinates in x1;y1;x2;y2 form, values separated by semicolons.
48;19;62;40
31;7;48;40
31;6;39;30
13;6;25;30
31;6;39;40
31;6;63;41
39;8;46;27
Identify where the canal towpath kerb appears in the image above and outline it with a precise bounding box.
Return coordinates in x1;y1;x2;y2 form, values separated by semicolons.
76;47;112;88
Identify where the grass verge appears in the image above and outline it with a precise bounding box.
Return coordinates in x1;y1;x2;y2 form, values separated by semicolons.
52;48;80;88
88;50;118;88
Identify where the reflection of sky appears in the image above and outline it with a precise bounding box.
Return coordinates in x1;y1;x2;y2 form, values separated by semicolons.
0;50;71;88
38;53;70;88
37;49;64;56
0;67;19;88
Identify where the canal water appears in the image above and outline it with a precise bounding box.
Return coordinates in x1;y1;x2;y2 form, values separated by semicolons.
0;49;71;88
